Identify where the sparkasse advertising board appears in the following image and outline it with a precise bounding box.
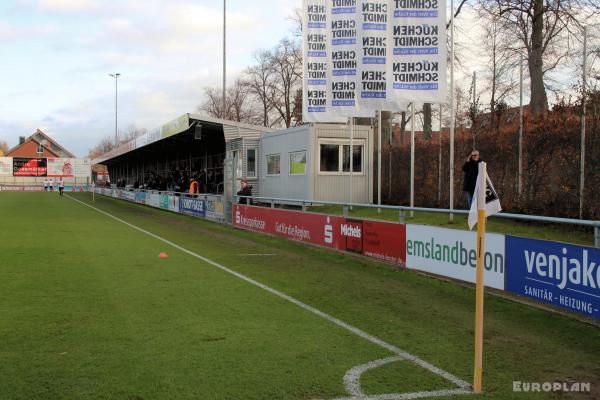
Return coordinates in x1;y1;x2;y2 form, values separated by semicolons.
406;225;505;290
234;205;343;249
506;236;600;319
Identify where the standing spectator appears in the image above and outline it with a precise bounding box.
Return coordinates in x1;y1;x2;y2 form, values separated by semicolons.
49;177;54;192
237;180;253;205
44;178;48;192
462;150;483;207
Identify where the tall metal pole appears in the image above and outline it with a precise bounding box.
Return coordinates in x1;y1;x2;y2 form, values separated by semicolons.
580;26;587;219
472;71;477;148
350;117;354;204
109;73;121;146
449;0;455;222
518;54;524;199
223;0;227;116
378;110;382;213
438;104;443;204
410;103;415;218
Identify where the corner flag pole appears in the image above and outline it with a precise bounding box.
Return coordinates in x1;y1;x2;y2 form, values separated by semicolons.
473;162;486;393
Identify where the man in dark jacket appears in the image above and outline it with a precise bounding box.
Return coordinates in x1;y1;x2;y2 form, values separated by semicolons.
237;180;253;205
462;150;482;207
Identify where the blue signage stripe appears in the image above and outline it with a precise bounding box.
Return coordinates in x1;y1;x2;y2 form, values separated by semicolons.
332;69;357;76
394;10;438;18
393;47;438;55
393;83;439;90
363;57;386;64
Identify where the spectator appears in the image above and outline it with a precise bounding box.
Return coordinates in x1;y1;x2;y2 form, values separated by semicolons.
462;150;483;207
237;180;253;205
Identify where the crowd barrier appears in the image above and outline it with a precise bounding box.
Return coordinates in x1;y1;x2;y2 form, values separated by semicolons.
95;188;599;321
95;187;225;223
1;185;89;192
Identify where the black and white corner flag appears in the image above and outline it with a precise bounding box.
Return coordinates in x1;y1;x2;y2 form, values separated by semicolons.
468;162;502;230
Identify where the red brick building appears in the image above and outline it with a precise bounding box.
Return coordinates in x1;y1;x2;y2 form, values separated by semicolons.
6;129;75;158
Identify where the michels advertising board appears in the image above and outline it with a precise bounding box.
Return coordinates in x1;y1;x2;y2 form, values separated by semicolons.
13;158;47;176
338;218;407;265
506;236;600;320
405;225;506;290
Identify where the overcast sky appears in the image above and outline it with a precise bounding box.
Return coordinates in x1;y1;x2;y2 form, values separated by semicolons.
2;0;587;158
0;0;299;156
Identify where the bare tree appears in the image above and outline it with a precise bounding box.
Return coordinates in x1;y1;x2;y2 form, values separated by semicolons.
0;140;8;156
478;0;599;117
88;136;117;159
245;50;278;127
199;86;228;119
479;14;519;130
270;38;303;128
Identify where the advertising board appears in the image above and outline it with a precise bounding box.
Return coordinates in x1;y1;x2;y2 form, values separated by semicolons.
405;225;506;290
506;236;600;319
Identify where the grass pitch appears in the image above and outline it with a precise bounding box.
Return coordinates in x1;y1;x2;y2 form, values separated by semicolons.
0;192;598;400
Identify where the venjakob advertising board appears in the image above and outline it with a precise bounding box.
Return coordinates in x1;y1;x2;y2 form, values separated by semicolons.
234;204;343;249
506;236;600;320
406;225;506;290
179;197;206;217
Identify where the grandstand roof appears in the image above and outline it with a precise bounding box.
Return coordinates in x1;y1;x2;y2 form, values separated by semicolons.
94;114;273;165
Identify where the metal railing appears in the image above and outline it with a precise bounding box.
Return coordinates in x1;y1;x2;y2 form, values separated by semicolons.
235;195;600;248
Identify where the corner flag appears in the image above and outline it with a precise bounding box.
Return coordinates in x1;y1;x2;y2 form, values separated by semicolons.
470;162;501;393
468;163;501;230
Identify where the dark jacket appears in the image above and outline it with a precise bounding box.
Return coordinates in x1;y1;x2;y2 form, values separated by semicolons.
462;159;483;194
237;185;253;205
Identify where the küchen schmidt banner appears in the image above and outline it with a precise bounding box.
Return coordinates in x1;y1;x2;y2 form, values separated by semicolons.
303;0;447;122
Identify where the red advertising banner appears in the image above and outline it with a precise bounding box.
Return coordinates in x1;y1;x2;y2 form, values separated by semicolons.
13;158;47;177
361;220;406;266
234;205;407;266
234;205;343;249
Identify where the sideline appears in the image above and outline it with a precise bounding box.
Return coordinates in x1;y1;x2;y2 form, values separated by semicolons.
67;194;472;396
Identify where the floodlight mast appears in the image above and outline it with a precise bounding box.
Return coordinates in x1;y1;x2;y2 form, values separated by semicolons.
109;73;121;146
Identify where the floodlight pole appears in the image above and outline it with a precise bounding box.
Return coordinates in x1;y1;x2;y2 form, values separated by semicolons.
580;26;587;219
518;54;523;199
109;73;121;146
449;0;455;222
223;0;227;116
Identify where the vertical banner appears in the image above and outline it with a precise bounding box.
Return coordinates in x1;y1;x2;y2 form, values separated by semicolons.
328;0;363;118
303;0;339;122
356;0;390;112
387;0;447;103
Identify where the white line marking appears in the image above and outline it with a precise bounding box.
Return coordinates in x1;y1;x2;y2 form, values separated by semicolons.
237;253;278;256
68;195;471;393
566;287;600;299
344;356;404;397
525;277;554;286
331;388;472;400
